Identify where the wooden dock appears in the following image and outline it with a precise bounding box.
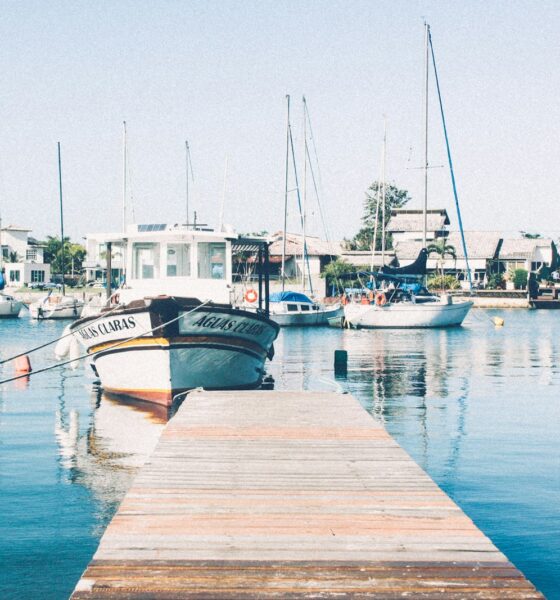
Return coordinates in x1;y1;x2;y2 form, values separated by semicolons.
72;390;542;598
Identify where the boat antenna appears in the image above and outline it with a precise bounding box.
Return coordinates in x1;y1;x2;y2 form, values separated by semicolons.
369;141;382;276
122;121;127;233
281;95;290;292
428;27;473;290
185;141;194;228
423;21;429;250
57;142;66;296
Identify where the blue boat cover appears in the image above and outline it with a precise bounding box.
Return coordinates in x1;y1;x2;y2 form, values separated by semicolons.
0;270;5;291
269;291;313;303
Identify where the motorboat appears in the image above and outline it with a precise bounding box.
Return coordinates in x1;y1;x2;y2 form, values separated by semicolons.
29;293;84;319
0;292;23;318
267;291;343;326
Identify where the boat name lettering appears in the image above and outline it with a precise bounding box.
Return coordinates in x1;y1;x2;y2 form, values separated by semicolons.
192;314;265;336
78;316;137;340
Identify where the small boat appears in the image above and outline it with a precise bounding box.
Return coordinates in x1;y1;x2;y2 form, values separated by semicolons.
268;291;343;326
69;227;279;407
0;291;23;318
29;292;84;319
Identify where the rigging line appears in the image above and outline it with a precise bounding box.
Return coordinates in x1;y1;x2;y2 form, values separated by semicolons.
288;123;314;295
1;301;124;365
0;300;212;386
428;29;473;291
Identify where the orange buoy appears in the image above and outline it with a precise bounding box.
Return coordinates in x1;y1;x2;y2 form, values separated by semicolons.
14;355;32;373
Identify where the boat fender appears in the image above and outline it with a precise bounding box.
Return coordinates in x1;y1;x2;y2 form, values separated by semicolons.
54;324;73;359
14;355;32;373
375;292;387;307
68;336;81;370
245;289;258;303
110;293;120;305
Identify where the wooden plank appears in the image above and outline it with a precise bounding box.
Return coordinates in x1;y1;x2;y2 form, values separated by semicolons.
71;390;543;598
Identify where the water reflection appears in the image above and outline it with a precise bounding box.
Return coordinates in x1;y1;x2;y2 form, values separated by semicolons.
54;387;168;533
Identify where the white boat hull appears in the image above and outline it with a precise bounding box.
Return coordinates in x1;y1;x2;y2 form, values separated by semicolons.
344;299;473;328
270;304;343;327
71;299;279;406
0;295;23;318
29;296;84;320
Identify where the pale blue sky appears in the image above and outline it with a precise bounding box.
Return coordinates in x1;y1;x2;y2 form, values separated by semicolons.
0;0;559;242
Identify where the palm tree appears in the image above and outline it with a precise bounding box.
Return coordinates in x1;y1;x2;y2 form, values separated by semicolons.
427;238;457;278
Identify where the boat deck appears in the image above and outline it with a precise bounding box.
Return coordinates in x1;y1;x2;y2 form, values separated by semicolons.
71;390;542;598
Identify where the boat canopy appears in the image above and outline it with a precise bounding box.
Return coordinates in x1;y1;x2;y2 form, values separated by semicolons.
269;291;313;303
379;248;428;277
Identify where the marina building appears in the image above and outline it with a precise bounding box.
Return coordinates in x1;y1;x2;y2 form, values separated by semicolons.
0;225;50;286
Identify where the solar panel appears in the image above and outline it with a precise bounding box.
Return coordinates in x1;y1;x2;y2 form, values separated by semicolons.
138;224;167;232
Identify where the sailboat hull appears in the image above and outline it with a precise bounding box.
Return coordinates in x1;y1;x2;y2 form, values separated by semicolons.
271;304;343;326
344;299;473;328
0;296;23;318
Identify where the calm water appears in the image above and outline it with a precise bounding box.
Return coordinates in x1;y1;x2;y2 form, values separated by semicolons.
1;310;559;598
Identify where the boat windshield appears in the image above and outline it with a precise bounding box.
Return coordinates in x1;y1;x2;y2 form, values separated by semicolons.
133;243;160;279
198;242;226;280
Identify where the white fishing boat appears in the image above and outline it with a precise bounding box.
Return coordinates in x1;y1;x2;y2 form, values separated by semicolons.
29;292;84;319
69;226;279;407
268;291;342;326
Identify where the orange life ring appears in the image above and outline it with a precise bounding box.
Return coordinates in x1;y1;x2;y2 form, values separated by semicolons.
375;292;387;306
245;288;258;303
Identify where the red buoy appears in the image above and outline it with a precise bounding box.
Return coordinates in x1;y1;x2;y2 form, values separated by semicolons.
14;355;32;373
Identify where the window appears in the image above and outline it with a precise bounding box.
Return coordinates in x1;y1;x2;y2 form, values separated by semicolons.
133;243;160;279
198;242;226;279
300;304;310;311
26;249;38;261
167;244;191;277
31;270;45;283
286;304;298;312
9;270;20;282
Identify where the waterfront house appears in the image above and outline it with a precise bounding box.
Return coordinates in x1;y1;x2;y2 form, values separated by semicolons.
387;208;450;244
0;225;50;286
498;238;558;275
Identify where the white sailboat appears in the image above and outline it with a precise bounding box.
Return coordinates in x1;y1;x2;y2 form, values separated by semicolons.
0;212;24;318
272;95;342;326
344;24;472;329
29;143;83;320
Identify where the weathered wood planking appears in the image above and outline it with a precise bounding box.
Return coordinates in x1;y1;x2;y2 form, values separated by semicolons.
72;391;542;598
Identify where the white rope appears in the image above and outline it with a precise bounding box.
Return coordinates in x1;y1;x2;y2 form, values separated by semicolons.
0;300;211;386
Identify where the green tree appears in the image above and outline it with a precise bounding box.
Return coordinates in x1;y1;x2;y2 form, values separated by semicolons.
8;251;20;263
40;235;86;276
321;258;358;294
427;238;457;277
345;182;411;251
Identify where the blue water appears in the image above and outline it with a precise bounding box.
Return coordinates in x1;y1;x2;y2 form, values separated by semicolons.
1;310;559;598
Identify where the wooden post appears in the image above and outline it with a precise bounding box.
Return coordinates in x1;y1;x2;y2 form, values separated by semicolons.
106;241;112;301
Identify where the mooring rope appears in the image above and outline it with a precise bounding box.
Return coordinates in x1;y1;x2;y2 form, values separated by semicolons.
0;300;211;386
0;301;124;365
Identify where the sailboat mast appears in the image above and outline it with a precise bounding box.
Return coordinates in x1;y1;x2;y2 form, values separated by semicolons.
423;22;430;249
281;95;290;292
302;96;307;291
219;155;228;231
185;140;190;227
57;142;66;296
122;121;127;234
381;118;387;266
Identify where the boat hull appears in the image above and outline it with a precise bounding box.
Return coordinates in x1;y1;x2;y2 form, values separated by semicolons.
271;304;343;327
71;298;279;406
29;296;84;319
344;300;473;328
0;298;23;318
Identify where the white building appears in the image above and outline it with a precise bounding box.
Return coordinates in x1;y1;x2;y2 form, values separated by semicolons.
0;225;50;286
387;208;450;244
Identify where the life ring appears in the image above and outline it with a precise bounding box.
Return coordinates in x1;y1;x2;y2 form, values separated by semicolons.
375;292;387;306
244;288;258;303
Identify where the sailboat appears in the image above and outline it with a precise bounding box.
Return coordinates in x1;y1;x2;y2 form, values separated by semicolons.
29;143;83;320
0;213;24;318
343;24;472;329
269;95;342;326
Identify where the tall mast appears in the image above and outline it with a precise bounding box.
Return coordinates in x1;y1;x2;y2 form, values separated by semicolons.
122;121;127;234
57;142;66;296
381;117;387;266
185;141;190;227
281;95;290;292
423;22;430;249
302;96;307;291
219;155;228;231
